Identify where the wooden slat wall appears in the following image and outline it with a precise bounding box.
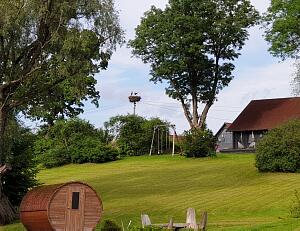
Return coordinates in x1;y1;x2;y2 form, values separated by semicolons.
20;211;53;231
84;188;103;229
20;182;102;231
49;188;68;230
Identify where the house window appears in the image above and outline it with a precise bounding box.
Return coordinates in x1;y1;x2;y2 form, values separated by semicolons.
72;192;80;209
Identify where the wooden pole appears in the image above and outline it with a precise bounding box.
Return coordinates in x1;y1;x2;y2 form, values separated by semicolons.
186;208;197;230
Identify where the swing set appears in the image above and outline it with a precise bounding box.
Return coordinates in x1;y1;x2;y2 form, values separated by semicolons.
149;124;177;156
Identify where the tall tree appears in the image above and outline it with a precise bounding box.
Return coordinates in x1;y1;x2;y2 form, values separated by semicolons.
129;0;259;129
0;0;123;224
264;0;300;93
264;0;300;59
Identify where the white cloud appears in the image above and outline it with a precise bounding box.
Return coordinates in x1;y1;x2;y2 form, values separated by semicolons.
115;0;168;39
250;0;269;13
208;60;295;133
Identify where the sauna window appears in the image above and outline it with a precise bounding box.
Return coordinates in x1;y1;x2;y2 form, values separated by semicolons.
72;192;80;209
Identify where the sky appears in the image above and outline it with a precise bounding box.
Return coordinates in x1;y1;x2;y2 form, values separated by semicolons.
78;0;296;134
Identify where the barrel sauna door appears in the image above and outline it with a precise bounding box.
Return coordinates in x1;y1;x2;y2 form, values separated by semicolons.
65;186;86;231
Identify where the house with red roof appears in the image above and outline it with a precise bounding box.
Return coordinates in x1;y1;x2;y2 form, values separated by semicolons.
215;123;233;151
227;97;300;150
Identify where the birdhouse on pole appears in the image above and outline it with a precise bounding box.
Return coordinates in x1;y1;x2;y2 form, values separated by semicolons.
128;92;141;115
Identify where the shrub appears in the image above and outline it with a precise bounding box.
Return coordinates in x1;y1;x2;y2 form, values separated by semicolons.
102;220;122;231
105;115;170;156
35;142;70;168
34;118;119;168
181;128;216;158
3;120;39;206
256;119;300;172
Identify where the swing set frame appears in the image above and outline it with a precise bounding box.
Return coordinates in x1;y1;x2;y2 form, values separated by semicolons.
149;124;177;156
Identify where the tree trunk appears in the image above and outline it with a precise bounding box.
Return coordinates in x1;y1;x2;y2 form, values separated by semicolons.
0;107;17;224
198;102;212;130
0;194;16;225
179;99;194;129
191;92;199;129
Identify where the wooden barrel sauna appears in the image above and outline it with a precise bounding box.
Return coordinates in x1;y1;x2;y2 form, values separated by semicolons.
20;181;103;231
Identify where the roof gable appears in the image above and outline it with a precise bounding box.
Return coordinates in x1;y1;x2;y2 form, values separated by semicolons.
228;97;300;131
215;123;232;137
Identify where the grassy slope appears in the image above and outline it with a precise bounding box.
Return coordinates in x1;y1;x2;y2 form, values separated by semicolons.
2;154;300;230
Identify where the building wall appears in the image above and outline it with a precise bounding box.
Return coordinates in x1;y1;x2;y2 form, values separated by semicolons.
217;129;233;150
233;130;267;149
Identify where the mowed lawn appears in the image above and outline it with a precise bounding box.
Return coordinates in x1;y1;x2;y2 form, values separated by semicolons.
3;154;300;230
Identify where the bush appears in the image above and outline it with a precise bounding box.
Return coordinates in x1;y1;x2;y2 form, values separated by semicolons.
181;128;216;158
34;118;119;168
256;119;300;172
102;220;122;231
3;120;39;206
105;115;170;156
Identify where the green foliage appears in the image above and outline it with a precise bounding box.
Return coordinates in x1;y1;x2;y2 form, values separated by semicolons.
2;119;38;207
0;0;124;148
129;0;259;129
102;220;122;231
256;120;300;172
290;190;300;218
35;118;118;168
105;115;169;156
264;0;300;59
181;128;216;158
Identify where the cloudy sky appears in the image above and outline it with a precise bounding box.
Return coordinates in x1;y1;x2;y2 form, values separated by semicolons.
79;0;296;134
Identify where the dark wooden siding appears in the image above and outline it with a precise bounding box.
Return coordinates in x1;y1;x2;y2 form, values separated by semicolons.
233;130;267;149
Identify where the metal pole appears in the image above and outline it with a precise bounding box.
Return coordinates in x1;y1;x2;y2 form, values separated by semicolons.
161;128;163;154
165;128;168;153
171;125;175;156
168;128;171;150
172;131;175;156
149;127;156;156
157;127;160;155
133;102;136;115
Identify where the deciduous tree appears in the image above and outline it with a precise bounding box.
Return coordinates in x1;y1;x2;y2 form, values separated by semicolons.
0;0;123;223
264;0;300;94
264;0;300;59
129;0;259;129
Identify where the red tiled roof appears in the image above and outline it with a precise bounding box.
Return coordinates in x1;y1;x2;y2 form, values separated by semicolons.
228;97;300;132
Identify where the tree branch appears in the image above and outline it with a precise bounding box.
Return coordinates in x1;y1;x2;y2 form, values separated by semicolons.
0;164;11;177
0;66;42;92
170;78;194;129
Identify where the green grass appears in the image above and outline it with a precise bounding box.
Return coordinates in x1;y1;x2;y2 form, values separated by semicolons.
2;154;300;230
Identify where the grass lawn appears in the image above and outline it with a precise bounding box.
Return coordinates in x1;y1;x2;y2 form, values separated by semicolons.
2;154;300;230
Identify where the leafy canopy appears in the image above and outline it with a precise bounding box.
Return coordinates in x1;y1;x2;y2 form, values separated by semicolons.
2;118;38;206
256;119;300;172
104;115;170;156
264;0;300;59
35;118;118;168
129;0;259;129
0;0;123;123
